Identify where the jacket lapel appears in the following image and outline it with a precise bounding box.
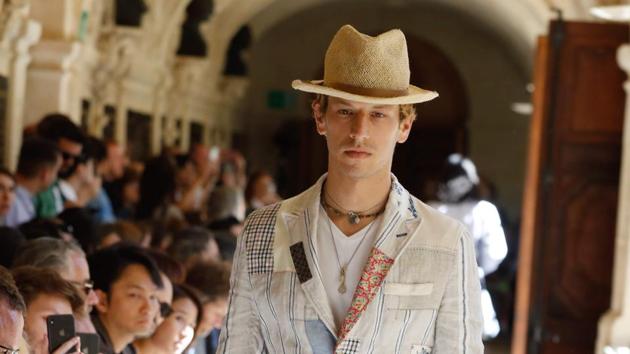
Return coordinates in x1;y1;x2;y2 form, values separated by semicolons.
277;176;338;337
337;177;422;342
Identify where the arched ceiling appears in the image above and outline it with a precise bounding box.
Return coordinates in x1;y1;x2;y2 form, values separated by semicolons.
208;0;602;80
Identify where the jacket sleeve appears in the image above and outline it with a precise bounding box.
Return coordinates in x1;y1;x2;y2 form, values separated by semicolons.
433;226;484;353
216;226;266;353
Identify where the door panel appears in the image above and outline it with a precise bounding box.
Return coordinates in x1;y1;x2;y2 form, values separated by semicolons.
515;20;627;354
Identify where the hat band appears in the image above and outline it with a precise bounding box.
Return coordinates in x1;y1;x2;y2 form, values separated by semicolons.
328;82;409;98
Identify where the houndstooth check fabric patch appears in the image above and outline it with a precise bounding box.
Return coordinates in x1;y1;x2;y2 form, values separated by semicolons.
290;242;312;283
245;203;281;274
336;339;360;354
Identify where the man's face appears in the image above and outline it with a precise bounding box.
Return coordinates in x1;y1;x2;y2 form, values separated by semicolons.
96;264;159;338
313;97;412;180
57;138;83;177
105;144;127;181
0;174;15;216
0;300;24;352
23;294;73;354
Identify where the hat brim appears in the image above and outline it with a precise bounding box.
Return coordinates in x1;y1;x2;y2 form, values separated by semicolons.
291;80;438;105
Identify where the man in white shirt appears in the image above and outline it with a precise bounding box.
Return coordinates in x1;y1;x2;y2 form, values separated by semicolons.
218;25;483;354
4;138;61;227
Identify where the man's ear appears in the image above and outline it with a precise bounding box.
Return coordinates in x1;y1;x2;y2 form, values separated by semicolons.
94;289;109;314
397;116;413;144
311;100;326;136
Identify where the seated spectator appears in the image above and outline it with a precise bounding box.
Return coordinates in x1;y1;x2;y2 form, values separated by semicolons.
206;186;246;261
4;138;61;227
0;266;25;352
0;227;26;267
88;244;163;354
137;154;183;224
133;251;188;354
12;266;83;354
34;113;86;219
167;227;220;269
0;167;15;225
106;166;141;220
13;237;99;333
87;138;128;223
244;170;280;213
185;261;230;354
143;284;202;354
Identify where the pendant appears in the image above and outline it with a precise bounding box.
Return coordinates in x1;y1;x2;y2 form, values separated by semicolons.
348;211;360;225
338;266;347;294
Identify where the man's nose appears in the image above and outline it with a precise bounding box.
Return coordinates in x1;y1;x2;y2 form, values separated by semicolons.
349;110;370;140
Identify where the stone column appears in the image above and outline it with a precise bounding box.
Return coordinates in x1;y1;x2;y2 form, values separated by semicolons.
596;44;630;354
0;2;42;168
24;0;83;124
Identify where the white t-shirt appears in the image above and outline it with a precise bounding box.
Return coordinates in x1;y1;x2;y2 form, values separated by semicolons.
316;206;381;327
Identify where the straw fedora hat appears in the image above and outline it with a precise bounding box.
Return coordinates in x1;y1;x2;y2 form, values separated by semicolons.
292;24;438;105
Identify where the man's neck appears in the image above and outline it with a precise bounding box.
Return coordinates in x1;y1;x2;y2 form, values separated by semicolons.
324;169;391;212
14;175;41;195
98;313;135;353
323;169;391;236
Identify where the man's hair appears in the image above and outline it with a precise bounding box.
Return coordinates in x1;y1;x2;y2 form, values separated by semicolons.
313;94;417;122
12;266;83;312
0;265;25;313
88;243;163;294
185;261;230;304
12;237;84;276
36;113;86;145
16;138;60;178
166;227;215;266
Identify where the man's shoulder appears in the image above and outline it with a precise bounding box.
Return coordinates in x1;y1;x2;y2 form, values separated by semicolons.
408;195;469;253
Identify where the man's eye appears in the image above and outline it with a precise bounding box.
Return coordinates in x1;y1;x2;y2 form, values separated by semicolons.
372;112;385;118
338;109;352;116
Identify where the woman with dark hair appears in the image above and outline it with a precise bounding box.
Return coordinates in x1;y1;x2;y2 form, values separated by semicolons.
107;166;142;219
134;284;202;354
429;153;508;340
136;154;183;223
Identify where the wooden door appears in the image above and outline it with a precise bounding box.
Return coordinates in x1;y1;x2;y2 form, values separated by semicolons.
513;20;627;354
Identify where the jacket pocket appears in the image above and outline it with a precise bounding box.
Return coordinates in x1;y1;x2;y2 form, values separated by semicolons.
384;283;441;310
383;282;433;296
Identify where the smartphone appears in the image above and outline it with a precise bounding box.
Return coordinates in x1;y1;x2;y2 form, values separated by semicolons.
47;314;75;354
77;332;100;354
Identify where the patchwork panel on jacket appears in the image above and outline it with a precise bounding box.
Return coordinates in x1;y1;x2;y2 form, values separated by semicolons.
245;203;281;274
335;339;360;354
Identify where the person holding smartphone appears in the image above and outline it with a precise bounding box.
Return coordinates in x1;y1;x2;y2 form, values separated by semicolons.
12;266;84;354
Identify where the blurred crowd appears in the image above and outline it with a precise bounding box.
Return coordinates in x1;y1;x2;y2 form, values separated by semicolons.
0;113;281;354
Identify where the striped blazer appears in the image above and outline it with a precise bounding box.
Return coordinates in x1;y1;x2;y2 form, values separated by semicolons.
217;175;483;354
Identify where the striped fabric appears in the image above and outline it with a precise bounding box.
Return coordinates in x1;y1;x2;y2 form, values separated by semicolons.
217;176;483;354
